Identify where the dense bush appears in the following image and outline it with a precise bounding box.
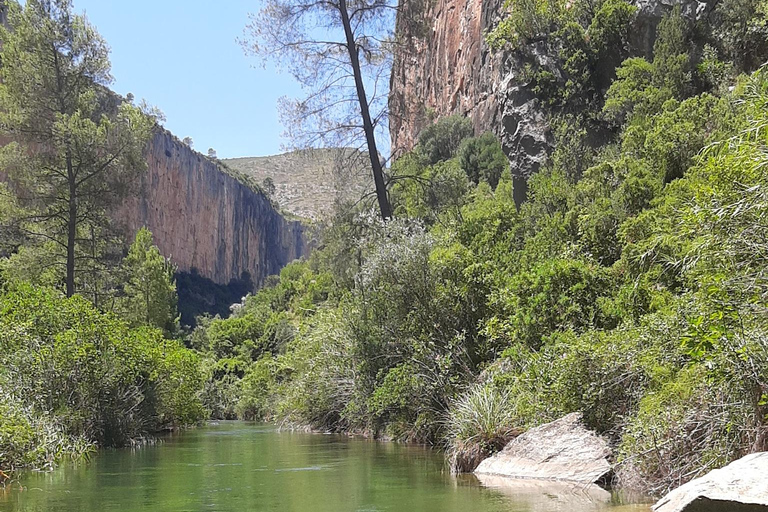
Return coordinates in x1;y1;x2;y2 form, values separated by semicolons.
176;8;768;499
415;115;474;165
0;285;205;473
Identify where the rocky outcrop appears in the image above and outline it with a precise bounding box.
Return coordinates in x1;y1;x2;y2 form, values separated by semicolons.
389;0;505;156
474;413;613;484
652;453;768;512
389;0;716;190
118;129;308;286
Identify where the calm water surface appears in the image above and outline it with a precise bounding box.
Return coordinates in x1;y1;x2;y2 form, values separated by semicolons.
0;422;651;512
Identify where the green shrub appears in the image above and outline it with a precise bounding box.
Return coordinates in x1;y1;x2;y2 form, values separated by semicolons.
486;257;617;348
487;0;569;49
416;115;474;165
0;285;205;452
457;132;508;188
616;366;754;495
236;355;281;421
0;393;93;475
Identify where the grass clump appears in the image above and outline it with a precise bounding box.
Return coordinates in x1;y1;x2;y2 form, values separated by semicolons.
445;383;521;473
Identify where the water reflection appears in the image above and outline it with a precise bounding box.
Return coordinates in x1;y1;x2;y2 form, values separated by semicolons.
0;422;651;512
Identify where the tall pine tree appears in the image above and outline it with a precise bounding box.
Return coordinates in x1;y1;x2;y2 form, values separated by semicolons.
0;0;155;297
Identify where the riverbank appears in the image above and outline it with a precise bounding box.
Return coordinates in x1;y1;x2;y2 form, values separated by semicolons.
194;66;768;498
0;285;206;481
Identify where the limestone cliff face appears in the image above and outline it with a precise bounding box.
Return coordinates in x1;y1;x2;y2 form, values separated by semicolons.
390;0;554;186
390;0;713;186
389;0;504;156
119;129;308;286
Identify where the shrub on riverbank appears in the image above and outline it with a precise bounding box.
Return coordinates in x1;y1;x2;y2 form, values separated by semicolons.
445;383;520;472
0;394;93;477
0;285;205;474
191;54;768;498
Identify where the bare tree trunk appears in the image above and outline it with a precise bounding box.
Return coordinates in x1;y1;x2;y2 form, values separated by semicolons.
66;152;76;297
339;0;392;220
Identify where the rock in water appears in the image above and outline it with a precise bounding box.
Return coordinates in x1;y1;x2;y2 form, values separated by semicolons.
652;452;768;512
474;412;612;484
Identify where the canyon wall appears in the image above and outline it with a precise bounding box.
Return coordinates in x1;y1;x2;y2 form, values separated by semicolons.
389;0;553;193
389;0;713;191
118;129;308;286
389;0;503;157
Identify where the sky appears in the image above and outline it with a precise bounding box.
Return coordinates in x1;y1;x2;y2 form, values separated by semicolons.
71;0;303;159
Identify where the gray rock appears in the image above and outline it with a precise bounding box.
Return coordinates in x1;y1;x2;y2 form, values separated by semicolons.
474;412;613;484
495;41;554;186
652;452;768;512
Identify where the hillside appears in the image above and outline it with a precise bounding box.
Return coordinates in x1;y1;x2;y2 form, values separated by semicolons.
224;149;373;220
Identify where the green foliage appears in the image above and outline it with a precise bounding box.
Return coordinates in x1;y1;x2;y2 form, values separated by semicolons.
709;0;768;72
488;0;636;120
0;285;205;468
616;365;753;495
486;257;617;348
118;228;179;336
392;158;469;224
0;0;156;297
236;355;281;420
0;394;94;475
457;132;508;188
487;0;569;49
189;24;768;499
604;8;693;126
416;115;474;165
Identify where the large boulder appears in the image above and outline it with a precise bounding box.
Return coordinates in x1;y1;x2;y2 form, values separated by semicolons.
652;452;768;512
474;412;613;484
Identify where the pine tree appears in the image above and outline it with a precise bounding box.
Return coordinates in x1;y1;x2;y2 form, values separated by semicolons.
119;227;179;336
0;0;156;297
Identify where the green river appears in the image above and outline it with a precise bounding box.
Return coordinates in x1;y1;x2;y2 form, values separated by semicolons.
0;422;651;512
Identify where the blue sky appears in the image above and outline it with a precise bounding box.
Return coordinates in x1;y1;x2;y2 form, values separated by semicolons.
72;0;303;158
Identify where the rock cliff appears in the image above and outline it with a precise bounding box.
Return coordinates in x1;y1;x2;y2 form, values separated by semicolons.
389;0;713;191
389;0;551;188
389;0;504;157
118;129;308;286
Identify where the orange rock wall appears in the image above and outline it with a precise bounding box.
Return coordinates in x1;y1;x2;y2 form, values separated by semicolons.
118;129;307;285
389;0;503;155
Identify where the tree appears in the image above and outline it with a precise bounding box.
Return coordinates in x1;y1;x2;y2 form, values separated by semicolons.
182;136;194;148
207;147;217;159
262;177;276;198
118;227;179;336
242;0;396;219
0;0;155;297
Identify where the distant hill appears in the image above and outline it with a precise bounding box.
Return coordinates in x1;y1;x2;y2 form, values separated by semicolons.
224;148;373;220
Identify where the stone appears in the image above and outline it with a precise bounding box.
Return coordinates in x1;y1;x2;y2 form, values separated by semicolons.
474;412;613;484
652;452;768;512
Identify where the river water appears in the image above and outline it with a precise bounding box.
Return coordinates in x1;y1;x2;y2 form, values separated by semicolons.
0;422;651;512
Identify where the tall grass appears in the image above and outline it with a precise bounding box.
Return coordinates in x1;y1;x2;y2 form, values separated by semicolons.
445;383;521;473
